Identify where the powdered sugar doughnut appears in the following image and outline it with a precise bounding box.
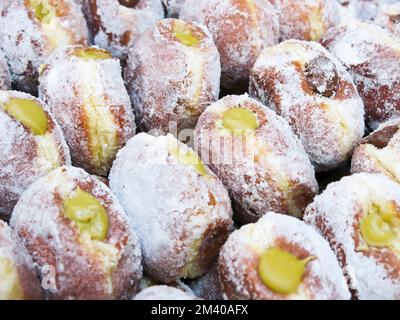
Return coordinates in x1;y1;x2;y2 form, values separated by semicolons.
249;40;365;172
10;166;142;300
83;0;164;60
355;0;399;20
110;133;234;283
39;45;135;177
304;173;400;300
270;0;340;42
180;0;279;91
219;213;350;300
0;0;88;94
322;19;400;129
0;52;11;90
376;2;400;38
162;0;186;18
188;263;223;300
336;0;358;21
124;18;220;134
351;118;400;183
0;221;43;300
133;285;198;300
195;94;318;224
0;91;71;218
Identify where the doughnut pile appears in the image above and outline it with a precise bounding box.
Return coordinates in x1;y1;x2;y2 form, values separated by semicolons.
1;0;400;301
0;0;88;94
83;0;164;60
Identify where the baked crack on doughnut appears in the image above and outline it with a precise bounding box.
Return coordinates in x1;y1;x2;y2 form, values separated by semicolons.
305;173;400;300
249;40;365;172
10;166;142;300
195;94;318;224
0;0;88;94
0;91;71;218
39;45;136;176
110;133;234;283
218;213;350;300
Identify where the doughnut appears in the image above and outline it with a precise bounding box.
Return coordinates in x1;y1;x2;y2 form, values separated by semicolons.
351;118;400;184
0;221;43;300
269;0;340;42
10;166;143;300
0;91;71;218
0;52;11;90
162;0;186;18
109;133;234;283
180;0;279;91
39;45;136;177
188;263;223;300
194;94;318;224
83;0;164;60
139;273;194;294
304;173;400;300
124;18;220;134
322;19;400;129
218;213;350;300
249;40;365;172
0;0;88;94
376;2;400;38
133;285;198;300
355;0;398;20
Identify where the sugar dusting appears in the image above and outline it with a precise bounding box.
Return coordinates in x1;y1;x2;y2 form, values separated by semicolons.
133;285;198;300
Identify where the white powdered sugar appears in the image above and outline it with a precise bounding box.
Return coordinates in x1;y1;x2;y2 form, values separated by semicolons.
0;90;71;217
124;19;221;133
180;0;279;89
219;212;351;300
0;0;88;94
376;2;400;38
250;40;365;172
0;51;11;90
39;45;136;176
10;166;143;300
83;0;164;59
133;285;197;300
195;94;318;223
304;173;400;300
322;19;400;129
109;133;234;283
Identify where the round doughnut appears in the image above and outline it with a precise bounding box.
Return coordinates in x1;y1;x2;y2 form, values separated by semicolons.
109;133;234;283
83;0;164;60
304;173;400;300
162;0;186;18
124;18;220;134
133;285;198;300
0;52;11;90
0;221;42;300
10;166;143;300
0;0;88;94
269;0;340;42
351;118;400;184
0;91;71;218
322;19;400;129
249;40;365;172
180;0;279;91
376;2;400;38
194;94;318;224
188;263;223;300
218;212;350;300
39;45;136;177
